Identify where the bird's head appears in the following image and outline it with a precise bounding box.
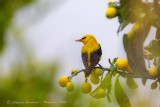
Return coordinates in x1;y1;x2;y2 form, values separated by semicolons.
75;34;97;44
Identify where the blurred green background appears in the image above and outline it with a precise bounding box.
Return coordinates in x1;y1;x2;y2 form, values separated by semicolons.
0;0;110;107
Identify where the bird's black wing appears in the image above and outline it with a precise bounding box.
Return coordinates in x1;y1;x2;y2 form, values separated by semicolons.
90;45;102;69
82;53;89;69
82;45;102;76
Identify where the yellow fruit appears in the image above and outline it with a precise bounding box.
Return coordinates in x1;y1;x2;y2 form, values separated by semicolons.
58;76;69;87
148;67;158;77
108;1;114;7
132;23;140;32
66;82;74;92
71;69;77;74
109;1;113;4
97;88;106;98
145;50;151;54
92;68;103;76
106;7;117;19
115;59;128;70
81;82;92;93
144;50;154;60
90;75;100;84
128;30;135;38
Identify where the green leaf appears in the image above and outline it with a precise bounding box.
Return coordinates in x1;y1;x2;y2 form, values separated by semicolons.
115;76;131;107
106;74;112;102
123;24;151;78
117;23;122;34
117;20;129;34
90;72;112;100
109;58;118;70
142;78;147;86
112;71;117;77
126;78;138;89
113;57;119;63
151;81;158;90
109;59;112;66
115;6;121;16
144;40;160;57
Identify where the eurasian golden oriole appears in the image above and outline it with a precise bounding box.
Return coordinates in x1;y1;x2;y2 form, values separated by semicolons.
76;34;102;77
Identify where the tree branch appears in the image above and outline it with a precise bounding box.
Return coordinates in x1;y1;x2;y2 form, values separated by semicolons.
68;65;158;81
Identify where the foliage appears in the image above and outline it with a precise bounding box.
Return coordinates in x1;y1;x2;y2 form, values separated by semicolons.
115;76;131;107
0;58;57;107
90;71;112;100
0;0;34;53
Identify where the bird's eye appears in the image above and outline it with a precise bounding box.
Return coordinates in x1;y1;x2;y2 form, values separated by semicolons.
82;37;87;40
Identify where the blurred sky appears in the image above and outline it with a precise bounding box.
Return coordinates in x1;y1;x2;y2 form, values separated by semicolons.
24;0;128;76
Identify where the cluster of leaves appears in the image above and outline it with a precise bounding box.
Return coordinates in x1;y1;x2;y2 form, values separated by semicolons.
90;58;138;107
104;0;160;106
112;0;160;78
61;56;141;107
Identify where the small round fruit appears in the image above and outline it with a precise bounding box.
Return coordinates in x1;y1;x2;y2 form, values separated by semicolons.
97;88;106;98
71;69;77;74
66;82;74;92
145;50;151;54
148;67;158;77
81;82;92;93
132;23;140;32
115;59;128;70
128;30;134;38
90;75;100;85
108;1;114;7
58;76;69;87
144;50;154;60
92;68;103;76
151;81;157;90
106;7;117;19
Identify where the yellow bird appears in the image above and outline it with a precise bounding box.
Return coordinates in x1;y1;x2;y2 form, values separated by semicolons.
76;34;102;77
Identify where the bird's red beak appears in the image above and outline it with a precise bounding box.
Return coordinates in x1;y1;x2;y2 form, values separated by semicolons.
75;39;82;42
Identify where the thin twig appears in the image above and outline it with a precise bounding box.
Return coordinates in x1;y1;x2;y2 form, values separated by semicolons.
68;66;158;81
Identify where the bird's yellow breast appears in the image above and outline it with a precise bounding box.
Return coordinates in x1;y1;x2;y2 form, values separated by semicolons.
81;40;100;54
81;41;101;67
